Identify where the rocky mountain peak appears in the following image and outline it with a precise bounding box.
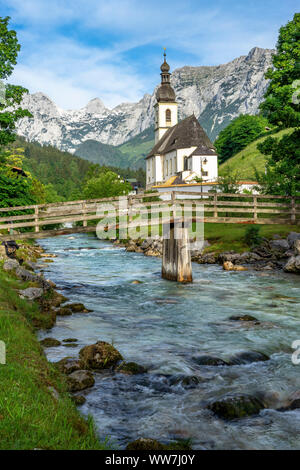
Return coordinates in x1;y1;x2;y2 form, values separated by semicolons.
84;97;107;115
16;47;274;153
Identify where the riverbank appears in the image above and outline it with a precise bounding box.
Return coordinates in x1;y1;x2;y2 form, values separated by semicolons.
0;242;109;450
117;223;300;274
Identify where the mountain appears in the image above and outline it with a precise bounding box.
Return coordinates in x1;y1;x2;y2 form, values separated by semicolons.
75;127;154;169
16;47;274;163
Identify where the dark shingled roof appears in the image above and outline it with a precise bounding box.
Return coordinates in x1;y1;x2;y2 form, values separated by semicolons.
146;115;216;159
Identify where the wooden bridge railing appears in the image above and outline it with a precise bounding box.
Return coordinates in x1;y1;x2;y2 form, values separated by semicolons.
0;191;299;240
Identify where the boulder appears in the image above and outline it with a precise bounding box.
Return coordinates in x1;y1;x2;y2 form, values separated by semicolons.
3;259;19;272
192;355;229;366
18;287;44;301
67;370;95;392
207;394;265;420
0;245;7;260
196;253;217;264
284;255;300;273
23;260;37;271
2;240;19;258
62;338;78;343
294;239;300;255
229;315;259;323
270;239;289;252
144;248;161;257
228;351;269;365
223;261;247;271
63;303;91;313
40;338;61;347
168;375;202;388
219;252;242;263
72;395;86;405
56;357;81;375
79;341;123;370
126;438;167;451
56;306;73;316
116;361;147;375
287;232;300;248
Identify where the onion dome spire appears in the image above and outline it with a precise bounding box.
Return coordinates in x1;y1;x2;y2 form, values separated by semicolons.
156;49;176;102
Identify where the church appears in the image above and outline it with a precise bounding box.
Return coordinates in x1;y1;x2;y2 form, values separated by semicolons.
146;52;218;190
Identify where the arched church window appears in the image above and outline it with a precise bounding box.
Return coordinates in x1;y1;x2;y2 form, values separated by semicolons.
166;109;171;123
184;156;188;171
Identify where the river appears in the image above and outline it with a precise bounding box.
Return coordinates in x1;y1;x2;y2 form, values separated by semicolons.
38;233;300;450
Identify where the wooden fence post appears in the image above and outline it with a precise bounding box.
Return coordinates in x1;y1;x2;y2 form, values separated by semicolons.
213;193;218;219
34;206;39;233
291;197;296;225
82;202;87;227
253;196;257;222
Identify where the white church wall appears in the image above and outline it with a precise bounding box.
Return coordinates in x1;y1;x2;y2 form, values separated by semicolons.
191;154;218;181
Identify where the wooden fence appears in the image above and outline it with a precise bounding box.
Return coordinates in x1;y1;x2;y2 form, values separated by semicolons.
0;191;299;241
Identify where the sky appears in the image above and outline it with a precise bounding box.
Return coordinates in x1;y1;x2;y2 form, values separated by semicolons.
1;0;298;110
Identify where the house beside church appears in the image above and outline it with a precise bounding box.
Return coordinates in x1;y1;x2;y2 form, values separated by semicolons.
146;52;218;191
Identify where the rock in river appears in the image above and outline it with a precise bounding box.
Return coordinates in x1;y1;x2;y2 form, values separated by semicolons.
56;357;81;375
79;341;123;370
228;351;269;365
67;370;95;392
40;337;61;347
63;303;92;313
207;394;265;420
126;438;167;451
229;315;259;323
192;355;229;366
116;361;147;375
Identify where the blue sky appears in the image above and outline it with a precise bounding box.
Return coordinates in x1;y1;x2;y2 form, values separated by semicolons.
1;0;298;109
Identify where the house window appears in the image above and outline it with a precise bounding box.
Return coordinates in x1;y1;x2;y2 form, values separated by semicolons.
184;156;188;171
170;159;173;174
202;171;208;177
166;109;171;123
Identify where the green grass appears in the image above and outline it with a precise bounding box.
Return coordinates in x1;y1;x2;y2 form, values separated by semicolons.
0;267;109;450
203;222;300;253
219;128;294;179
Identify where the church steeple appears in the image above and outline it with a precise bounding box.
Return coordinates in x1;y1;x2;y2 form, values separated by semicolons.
156;50;176;102
155;50;178;143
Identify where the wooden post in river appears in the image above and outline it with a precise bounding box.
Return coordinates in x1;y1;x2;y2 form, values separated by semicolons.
162;221;193;283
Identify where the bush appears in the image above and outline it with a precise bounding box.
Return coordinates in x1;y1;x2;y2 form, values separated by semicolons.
244;226;262;247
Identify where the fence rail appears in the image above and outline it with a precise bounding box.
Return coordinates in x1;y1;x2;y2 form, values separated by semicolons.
0;191;299;241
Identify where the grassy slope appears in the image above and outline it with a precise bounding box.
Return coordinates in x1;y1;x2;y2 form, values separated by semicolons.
203;222;300;253
117;127;154;168
219;128;293;179
0;264;108;450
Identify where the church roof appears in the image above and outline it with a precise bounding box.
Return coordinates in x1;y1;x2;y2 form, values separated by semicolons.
146;115;216;159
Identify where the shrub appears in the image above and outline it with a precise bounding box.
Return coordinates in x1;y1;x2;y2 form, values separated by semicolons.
244;226;262;247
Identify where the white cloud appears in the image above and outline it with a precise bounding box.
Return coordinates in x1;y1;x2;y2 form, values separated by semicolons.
3;0;291;108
